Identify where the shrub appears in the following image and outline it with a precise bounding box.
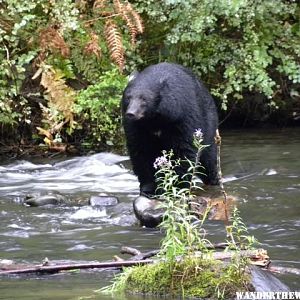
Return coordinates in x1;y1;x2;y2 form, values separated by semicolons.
134;0;300;111
74;69;127;148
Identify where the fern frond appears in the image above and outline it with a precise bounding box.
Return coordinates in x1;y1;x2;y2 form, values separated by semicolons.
39;27;70;58
93;0;111;16
104;19;125;71
93;0;108;11
88;1;143;68
120;6;138;45
40;67;75;134
125;2;144;34
113;0;122;14
84;31;102;58
119;2;144;45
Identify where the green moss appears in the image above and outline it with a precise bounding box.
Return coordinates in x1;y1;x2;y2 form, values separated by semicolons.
125;261;174;295
117;257;252;299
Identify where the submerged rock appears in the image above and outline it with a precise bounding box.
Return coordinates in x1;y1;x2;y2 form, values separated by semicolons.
250;265;290;292
110;214;139;227
133;196;164;228
24;194;65;207
108;202;139;226
89;195;119;207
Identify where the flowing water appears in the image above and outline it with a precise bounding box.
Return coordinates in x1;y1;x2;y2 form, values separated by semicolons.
0;129;299;299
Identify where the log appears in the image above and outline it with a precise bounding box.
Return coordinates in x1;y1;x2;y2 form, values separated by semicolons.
121;246;159;260
2;245;297;277
121;246;141;256
120;243;236;261
0;259;154;275
198;248;269;264
267;265;300;276
0;248;269;276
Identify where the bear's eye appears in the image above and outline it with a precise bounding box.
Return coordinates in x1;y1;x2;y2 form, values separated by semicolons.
139;96;147;103
124;96;131;105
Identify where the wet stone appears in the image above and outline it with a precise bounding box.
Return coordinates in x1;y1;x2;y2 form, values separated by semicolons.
250;266;290;292
133;196;165;228
89;195;119;207
112;214;139;227
24;194;65;207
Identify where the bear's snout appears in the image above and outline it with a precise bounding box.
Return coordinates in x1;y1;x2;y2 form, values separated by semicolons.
125;99;145;120
126;111;142;120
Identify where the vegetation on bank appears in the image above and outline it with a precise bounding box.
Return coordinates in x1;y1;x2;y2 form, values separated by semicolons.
0;0;299;150
0;0;141;150
104;256;252;299
100;132;257;299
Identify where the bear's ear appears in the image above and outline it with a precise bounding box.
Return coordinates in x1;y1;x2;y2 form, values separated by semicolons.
128;71;139;82
159;76;168;86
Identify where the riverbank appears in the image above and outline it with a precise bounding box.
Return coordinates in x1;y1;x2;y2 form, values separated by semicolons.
1;125;298;162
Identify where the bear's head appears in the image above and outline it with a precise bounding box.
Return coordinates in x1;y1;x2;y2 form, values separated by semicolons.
122;85;159;121
122;69;183;123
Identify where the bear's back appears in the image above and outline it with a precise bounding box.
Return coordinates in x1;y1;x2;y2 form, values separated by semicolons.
129;63;213;104
126;63;201;105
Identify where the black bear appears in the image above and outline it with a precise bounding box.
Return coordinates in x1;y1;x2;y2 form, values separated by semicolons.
122;62;219;196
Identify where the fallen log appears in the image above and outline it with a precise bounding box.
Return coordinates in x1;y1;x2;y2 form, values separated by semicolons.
1;245;298;277
267;265;300;276
0;248;269;276
120;246;159;260
197;248;270;267
0;259;154;275
120;242;239;260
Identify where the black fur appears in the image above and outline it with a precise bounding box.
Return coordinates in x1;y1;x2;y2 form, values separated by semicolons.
122;62;219;196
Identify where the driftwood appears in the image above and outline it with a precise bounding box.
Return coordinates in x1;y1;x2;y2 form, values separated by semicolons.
0;245;271;276
267;265;300;276
196;248;269;264
119;242;234;261
0;259;154;275
120;246;159;260
1;244;298;277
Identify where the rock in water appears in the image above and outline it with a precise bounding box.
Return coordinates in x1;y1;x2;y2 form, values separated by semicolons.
250;266;290;292
89;195;119;207
133;196;165;228
24;194;65;207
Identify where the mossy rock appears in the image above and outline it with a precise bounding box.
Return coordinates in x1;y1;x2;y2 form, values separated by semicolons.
122;257;252;299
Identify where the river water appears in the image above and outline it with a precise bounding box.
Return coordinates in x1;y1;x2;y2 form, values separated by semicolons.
0;129;299;299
